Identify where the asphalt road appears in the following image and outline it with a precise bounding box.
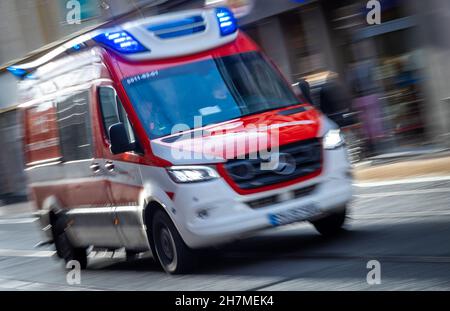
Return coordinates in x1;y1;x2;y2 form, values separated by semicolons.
1;176;450;291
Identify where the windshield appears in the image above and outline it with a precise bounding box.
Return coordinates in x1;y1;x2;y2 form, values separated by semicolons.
122;51;300;139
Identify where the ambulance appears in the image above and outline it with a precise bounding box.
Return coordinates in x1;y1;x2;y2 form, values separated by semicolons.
10;8;352;274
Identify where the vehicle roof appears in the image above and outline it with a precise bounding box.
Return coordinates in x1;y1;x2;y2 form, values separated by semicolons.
16;31;260;108
8;8;239;78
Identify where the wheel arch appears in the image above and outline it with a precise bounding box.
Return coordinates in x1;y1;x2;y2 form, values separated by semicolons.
141;195;189;250
142;199;168;241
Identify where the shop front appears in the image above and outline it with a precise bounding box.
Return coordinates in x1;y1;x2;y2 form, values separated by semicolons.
326;0;432;153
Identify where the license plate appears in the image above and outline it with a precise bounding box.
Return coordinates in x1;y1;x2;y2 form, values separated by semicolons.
268;204;319;227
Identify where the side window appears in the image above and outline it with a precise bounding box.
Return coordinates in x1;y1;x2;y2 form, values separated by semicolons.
98;86;137;146
98;87;120;140
24;101;61;164
56;91;93;161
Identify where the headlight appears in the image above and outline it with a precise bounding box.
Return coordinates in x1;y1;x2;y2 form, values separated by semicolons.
323;129;345;150
167;166;219;183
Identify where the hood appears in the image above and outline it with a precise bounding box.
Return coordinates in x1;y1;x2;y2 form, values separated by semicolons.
150;104;322;165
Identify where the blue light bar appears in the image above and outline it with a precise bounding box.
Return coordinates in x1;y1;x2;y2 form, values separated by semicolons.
6;66;27;78
215;7;238;36
93;30;148;54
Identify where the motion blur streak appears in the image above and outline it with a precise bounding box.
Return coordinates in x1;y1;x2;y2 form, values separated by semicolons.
1;0;450;290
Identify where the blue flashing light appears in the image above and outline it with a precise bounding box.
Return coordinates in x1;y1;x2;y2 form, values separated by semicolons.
70;42;88;53
6;66;27;78
94;30;148;54
215;7;238;36
25;73;37;80
72;44;82;50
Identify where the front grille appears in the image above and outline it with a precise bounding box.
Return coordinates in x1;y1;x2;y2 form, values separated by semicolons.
293;185;317;199
224;139;322;190
247;195;279;209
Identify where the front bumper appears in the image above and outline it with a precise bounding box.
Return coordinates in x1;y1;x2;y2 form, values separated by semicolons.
171;146;352;248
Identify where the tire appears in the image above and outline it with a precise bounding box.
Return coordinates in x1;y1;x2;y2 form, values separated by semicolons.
311;207;347;237
53;216;88;269
151;210;196;274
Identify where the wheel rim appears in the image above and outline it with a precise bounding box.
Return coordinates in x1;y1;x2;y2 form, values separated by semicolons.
155;224;177;271
160;228;174;260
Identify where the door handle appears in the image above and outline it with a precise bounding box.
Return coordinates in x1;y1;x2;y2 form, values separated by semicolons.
105;161;115;171
90;163;101;173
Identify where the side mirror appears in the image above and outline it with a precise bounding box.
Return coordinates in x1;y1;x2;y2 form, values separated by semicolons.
109;123;134;154
297;79;313;104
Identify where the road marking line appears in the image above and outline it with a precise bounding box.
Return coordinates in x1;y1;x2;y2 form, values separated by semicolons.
354;187;450;198
351;210;450;219
0;249;55;258
354;175;450;187
227;252;450;264
0;217;38;224
0;277;103;291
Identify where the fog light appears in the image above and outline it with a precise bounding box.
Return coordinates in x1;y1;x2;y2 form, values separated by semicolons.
197;209;209;219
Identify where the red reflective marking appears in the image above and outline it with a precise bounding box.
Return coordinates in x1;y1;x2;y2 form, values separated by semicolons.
165;192;175;201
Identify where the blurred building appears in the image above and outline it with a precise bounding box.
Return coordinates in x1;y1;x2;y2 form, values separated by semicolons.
0;0;173;199
177;0;450;150
323;0;439;151
2;0;450;199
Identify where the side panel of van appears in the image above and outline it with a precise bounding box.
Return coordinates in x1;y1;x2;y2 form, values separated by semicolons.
57;87;122;248
25;87;122;247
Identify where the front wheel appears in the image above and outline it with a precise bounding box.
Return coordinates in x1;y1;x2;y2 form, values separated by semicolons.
311;207;347;237
152;210;196;274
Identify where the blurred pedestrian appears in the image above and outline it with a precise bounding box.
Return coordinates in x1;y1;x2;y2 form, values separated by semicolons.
349;57;385;155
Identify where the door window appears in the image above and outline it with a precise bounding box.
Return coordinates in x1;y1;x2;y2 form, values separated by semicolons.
98;86;137;146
